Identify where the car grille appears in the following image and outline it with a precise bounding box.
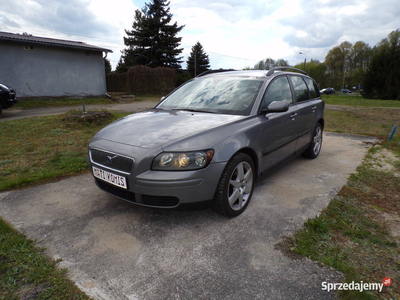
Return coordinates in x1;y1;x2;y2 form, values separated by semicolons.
90;149;134;174
95;180;179;207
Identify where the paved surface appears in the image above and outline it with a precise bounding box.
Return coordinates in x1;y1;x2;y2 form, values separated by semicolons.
0;132;377;300
0;100;159;122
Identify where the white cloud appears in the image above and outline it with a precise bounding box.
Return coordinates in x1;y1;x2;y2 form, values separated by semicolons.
1;0;399;70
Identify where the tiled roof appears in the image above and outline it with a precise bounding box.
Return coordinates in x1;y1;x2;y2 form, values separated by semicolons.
0;31;112;52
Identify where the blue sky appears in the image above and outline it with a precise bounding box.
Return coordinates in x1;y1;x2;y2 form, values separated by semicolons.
1;0;399;70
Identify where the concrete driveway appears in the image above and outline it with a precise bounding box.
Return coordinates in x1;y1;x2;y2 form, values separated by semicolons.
0;132;376;300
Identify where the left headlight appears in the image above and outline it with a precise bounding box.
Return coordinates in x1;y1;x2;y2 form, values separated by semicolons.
152;150;214;171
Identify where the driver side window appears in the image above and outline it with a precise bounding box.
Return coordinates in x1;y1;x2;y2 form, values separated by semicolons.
262;76;293;108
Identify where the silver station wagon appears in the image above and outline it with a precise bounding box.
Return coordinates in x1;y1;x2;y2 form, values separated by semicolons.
88;68;324;217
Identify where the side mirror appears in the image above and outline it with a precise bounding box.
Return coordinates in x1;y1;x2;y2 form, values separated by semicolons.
261;101;290;113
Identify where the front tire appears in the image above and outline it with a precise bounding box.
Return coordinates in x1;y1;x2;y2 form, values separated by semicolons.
302;122;323;159
214;153;255;217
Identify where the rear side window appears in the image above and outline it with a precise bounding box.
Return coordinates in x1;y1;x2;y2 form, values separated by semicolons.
262;76;293;107
304;77;319;98
289;76;310;102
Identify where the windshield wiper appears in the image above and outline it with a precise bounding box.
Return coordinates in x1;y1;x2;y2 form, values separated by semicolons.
172;108;217;114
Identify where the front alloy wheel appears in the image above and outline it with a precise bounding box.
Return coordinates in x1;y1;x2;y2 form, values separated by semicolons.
214;153;255;217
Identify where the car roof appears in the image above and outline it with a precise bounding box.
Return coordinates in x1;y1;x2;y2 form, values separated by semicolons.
198;68;309;79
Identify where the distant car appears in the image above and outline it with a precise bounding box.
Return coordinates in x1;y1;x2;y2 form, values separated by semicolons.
88;68;325;217
0;83;18;115
340;89;352;93
320;87;335;95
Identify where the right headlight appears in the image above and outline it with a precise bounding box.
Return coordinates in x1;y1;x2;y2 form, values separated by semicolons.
152;149;214;171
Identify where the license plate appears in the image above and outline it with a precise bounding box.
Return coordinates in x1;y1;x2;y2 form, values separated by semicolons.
92;166;127;189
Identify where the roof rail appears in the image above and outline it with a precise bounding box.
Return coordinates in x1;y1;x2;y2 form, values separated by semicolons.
197;69;236;77
266;67;307;76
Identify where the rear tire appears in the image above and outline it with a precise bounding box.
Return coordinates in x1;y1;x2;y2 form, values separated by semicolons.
214;153;255;217
302;123;323;159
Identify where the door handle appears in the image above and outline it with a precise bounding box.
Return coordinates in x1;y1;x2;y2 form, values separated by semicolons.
311;106;317;110
290;113;298;117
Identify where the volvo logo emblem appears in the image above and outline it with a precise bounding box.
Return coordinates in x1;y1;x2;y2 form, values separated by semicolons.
106;155;117;164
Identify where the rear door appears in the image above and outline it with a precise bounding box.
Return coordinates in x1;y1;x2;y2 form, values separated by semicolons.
288;75;321;152
259;76;298;171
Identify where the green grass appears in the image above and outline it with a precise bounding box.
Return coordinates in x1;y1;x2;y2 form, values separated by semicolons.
324;108;399;138
14;97;115;109
322;94;400;107
0;218;92;299
14;95;159;109
0;112;129;191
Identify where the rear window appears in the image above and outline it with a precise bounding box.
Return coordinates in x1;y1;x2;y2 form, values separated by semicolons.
304;77;320;98
289;76;310;102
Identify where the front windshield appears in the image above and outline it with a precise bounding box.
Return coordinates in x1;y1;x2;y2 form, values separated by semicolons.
156;76;264;115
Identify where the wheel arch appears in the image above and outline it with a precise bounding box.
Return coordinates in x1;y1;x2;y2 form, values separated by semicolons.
233;147;259;181
318;118;325;129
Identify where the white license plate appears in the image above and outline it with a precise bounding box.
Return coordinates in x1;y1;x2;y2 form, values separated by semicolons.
92;166;127;189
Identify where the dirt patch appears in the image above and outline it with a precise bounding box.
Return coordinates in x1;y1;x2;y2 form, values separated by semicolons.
63;111;112;125
368;148;399;176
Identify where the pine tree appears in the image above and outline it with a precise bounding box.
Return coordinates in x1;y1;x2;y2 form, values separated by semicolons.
117;0;184;72
186;42;211;77
363;29;400;100
104;58;112;73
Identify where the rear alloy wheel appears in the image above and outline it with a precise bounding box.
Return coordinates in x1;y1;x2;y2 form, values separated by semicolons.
302;122;323;159
214;153;255;217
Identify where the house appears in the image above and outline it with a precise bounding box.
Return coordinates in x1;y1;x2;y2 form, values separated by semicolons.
0;32;112;98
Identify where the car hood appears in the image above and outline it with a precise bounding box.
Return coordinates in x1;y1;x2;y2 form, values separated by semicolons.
94;109;243;149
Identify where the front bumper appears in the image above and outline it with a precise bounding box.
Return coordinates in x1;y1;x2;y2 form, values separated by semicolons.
91;163;226;208
3;97;18;109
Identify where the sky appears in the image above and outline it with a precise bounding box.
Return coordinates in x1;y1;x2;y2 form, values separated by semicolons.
1;0;399;71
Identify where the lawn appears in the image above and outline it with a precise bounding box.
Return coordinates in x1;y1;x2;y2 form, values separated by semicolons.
13;94;161;109
322;94;400;107
0;112;129;191
0;95;399;299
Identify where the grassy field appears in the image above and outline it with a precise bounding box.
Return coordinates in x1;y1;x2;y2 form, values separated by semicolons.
325;108;399;139
14;97;115;109
14;95;161;109
0;94;399;299
0;112;130;191
322;94;400;107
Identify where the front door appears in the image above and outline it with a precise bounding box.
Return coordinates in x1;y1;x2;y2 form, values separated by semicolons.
259;76;298;172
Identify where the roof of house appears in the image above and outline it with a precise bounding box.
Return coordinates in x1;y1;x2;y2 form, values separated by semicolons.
0;31;112;53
